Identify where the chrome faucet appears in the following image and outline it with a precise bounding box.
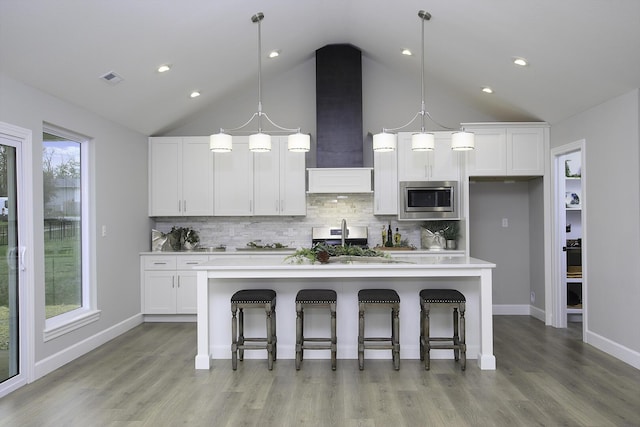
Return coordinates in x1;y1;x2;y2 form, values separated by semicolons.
341;218;347;247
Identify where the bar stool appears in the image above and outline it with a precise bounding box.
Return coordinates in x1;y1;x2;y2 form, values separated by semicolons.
295;289;337;370
419;289;466;371
230;289;277;370
358;289;400;370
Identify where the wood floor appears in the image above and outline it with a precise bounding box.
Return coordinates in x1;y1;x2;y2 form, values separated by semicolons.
1;317;639;426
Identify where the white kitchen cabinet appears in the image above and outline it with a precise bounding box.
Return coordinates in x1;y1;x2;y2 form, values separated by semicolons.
465;124;547;176
373;149;398;215
141;254;208;314
148;137;214;216
397;132;461;182
214;139;254;216
254;136;306;215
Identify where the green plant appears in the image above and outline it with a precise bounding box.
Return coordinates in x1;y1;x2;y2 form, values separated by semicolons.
285;243;387;264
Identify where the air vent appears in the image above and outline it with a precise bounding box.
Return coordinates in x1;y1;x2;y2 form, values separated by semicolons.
99;71;123;85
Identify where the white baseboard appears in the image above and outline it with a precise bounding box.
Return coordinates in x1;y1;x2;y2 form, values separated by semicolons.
585;329;640;370
33;314;143;381
529;305;545;322
143;314;196;323
492;304;530;315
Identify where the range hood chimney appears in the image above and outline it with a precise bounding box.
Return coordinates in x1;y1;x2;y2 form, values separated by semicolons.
315;44;363;167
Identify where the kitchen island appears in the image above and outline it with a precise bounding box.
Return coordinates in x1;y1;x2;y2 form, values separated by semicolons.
194;255;497;370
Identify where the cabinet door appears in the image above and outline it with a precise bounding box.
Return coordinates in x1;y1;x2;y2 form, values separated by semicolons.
279;137;307;215
466;129;507;176
214;139;253;216
176;271;198;314
253;141;280;215
182;137;214;215
373;149;398;215
430;133;461;181
507;128;544;175
397;133;429;181
149;137;182;216
143;271;176;314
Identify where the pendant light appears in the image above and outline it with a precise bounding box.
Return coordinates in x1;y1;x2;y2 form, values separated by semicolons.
210;12;310;153
373;10;474;152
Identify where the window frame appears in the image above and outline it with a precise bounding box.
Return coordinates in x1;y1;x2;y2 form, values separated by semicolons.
42;125;99;341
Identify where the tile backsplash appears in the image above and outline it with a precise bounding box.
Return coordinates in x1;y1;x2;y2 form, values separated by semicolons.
152;194;423;250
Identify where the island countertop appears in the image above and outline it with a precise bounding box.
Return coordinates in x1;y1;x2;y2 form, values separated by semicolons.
194;255;497;370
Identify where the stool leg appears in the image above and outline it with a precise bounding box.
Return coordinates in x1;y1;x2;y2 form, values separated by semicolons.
238;308;245;361
424;303;431;370
272;305;277;361
358;304;365;370
231;304;238;370
330;302;337;371
266;304;273;370
419;302;425;361
460;303;466;371
392;304;400;370
453;307;460;362
295;303;303;370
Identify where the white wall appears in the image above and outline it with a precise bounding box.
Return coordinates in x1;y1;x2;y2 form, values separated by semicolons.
0;73;151;372
551;89;640;365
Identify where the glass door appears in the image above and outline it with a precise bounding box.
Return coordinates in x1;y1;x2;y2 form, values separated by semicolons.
0;140;18;384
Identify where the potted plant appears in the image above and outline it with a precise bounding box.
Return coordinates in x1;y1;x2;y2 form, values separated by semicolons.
168;226;200;251
421;220;460;250
441;221;460;250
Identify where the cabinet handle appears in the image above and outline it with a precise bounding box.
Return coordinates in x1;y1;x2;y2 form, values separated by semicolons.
185;262;198;265
250;200;253;213
178;200;181;212
177;276;180;288
153;262;168;265
183;200;187;212
280;200;284;212
172;277;175;288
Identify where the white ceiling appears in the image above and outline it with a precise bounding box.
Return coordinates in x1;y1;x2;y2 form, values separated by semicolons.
2;0;639;136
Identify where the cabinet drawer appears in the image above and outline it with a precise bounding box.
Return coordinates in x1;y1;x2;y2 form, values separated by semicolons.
177;255;210;269
143;256;177;270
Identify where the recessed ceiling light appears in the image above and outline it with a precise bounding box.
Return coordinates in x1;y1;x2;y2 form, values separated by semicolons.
513;57;528;67
268;50;280;58
157;64;171;73
401;48;413;56
482;87;494;94
190;91;201;98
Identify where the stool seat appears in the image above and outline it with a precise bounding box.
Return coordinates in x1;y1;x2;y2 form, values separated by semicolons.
296;289;337;304
231;289;277;303
358;289;400;370
420;289;466;303
358;289;401;303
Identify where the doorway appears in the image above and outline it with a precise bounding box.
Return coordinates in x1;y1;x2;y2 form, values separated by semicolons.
551;140;586;334
0;122;33;398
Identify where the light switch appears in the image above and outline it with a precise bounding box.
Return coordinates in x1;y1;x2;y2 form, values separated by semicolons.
501;218;508;228
101;225;107;237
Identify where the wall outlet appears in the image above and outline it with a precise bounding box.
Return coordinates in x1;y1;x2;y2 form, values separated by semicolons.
530;291;535;303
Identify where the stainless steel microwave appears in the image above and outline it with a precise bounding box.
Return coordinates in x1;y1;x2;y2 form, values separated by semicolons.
399;181;459;220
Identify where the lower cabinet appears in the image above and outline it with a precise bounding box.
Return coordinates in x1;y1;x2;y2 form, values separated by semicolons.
141;255;209;314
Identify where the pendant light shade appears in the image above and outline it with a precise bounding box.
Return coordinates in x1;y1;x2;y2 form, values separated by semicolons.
209;12;307;153
373;132;396;152
249;132;271;152
210;132;233;152
411;132;435;151
374;10;474;152
287;132;310;152
451;131;475;151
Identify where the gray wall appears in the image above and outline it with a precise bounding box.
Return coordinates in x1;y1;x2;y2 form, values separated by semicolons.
0;73;151;363
551;89;640;359
468;181;534;305
166;54;498;167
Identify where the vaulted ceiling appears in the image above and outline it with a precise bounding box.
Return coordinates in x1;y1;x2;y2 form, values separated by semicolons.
1;0;639;136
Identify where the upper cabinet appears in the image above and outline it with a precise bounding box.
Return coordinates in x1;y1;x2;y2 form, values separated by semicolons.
214;138;254;216
373;149;398;215
254;136;306;216
214;136;306;216
148;137;214;216
464;124;548;177
397;132;461;182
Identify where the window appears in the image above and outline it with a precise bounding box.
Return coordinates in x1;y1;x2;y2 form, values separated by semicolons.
42;127;98;338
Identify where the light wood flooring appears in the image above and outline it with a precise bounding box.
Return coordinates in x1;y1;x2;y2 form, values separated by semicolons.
0;316;639;426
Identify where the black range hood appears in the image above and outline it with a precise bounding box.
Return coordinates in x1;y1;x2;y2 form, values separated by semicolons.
315;44;363;168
